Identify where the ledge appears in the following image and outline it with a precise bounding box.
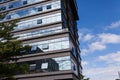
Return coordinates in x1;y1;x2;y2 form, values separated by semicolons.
15;70;73;79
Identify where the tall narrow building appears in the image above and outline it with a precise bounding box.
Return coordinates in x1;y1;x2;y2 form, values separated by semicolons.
0;0;82;80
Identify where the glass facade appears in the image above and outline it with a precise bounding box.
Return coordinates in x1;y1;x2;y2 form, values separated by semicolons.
17;56;79;75
24;37;69;52
0;0;8;3
0;0;81;78
0;0;46;12
0;1;60;21
15;13;61;30
18;56;71;74
14;26;65;40
53;56;71;70
71;59;78;76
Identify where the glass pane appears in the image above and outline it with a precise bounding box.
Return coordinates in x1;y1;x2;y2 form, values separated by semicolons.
41;63;48;69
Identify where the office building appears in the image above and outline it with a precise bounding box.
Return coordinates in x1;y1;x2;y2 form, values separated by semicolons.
0;0;82;80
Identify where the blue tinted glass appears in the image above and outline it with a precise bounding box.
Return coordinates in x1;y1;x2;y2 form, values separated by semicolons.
6;15;11;19
47;5;51;9
1;6;6;11
0;1;61;21
0;0;7;3
37;7;43;12
17;9;28;17
37;19;42;24
12;1;21;8
9;4;13;9
31;45;37;51
23;0;27;5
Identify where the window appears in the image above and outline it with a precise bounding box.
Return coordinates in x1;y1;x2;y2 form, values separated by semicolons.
6;15;11;19
30;64;36;71
71;59;78;75
31;45;37;51
1;6;6;11
9;4;13;9
42;44;49;50
41;63;48;69
37;7;43;12
23;0;27;5
31;45;43;53
0;0;8;3
46;5;51;9
37;19;42;24
53;56;71;70
73;65;76;71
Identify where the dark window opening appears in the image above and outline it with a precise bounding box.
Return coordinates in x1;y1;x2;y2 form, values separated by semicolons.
9;4;13;9
30;64;36;71
37;19;42;24
73;65;76;71
46;5;51;9
37;7;43;12
1;6;6;11
6;15;11;19
23;0;27;5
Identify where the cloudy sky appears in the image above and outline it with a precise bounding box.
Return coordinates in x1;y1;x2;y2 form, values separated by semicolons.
77;0;120;80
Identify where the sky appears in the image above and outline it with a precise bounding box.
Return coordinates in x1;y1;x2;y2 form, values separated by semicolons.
77;0;120;80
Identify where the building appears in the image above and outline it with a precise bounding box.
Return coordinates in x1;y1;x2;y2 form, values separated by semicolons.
115;72;120;80
0;0;82;80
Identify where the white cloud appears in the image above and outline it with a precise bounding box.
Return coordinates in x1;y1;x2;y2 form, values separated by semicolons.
78;32;83;41
83;51;120;80
79;21;120;55
81;49;89;55
81;33;120;55
78;28;93;42
108;20;120;29
89;42;106;52
81;42;106;55
79;21;120;80
99;51;120;62
99;33;120;44
82;61;88;66
83;65;120;80
83;34;94;41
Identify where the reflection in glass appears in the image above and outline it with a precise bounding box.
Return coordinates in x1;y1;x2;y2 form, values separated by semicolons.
24;37;69;52
14;27;63;40
0;0;46;12
0;1;60;22
18;56;71;74
14;13;61;30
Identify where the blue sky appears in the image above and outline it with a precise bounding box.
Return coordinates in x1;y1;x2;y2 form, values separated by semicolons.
77;0;120;80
